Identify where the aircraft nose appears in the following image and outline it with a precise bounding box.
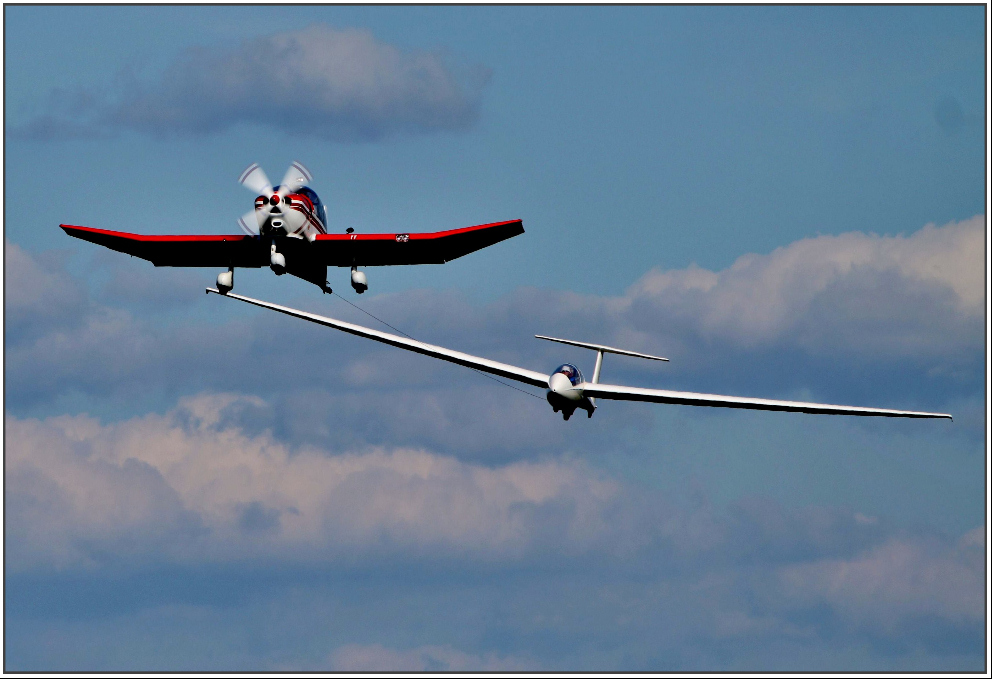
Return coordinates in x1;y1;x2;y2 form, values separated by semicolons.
549;372;581;399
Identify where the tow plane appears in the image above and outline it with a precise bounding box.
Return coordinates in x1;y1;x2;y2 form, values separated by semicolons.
61;162;524;295
207;288;953;422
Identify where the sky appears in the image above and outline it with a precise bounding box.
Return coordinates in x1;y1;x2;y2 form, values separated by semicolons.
3;5;987;672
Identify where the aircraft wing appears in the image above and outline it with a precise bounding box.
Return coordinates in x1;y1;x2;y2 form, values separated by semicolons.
580;383;952;419
206;290;951;421
61;219;524;268
207;289;550;389
61;225;268;267
309;219;524;266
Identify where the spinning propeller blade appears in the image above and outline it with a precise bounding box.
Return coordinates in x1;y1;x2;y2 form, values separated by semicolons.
238;162;273;195
278;161;312;197
238;209;264;236
238;161;314;236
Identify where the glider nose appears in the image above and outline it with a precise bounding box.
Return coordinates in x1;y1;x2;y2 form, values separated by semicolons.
549;372;582;400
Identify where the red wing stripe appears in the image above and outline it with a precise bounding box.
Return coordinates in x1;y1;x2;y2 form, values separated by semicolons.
312;219;522;241
61;225;253;242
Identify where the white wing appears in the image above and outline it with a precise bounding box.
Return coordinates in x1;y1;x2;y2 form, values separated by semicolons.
208;289;549;388
581;383;952;419
209;289;952;420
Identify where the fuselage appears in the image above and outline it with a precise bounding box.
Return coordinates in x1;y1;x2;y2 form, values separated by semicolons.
546;363;596;419
254;186;328;239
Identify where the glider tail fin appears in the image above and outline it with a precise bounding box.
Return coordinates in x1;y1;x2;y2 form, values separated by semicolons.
533;336;669;376
534;336;669;415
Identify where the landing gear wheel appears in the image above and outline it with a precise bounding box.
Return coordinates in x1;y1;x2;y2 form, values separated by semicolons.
216;267;234;294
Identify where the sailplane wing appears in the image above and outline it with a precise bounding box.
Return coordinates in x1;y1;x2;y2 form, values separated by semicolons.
207;290;952;420
207;289;549;389
581;383;952;419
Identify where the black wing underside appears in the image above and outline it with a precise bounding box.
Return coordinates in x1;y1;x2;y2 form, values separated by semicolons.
60;219;525;269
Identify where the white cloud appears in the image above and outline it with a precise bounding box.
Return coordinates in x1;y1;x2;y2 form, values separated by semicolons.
4;391;984;662
4;393;628;571
778;529;985;631
17;25;488;141
621;215;985;356
4;240;89;339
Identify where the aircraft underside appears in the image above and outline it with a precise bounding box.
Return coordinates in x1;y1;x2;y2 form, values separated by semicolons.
61;219;525;293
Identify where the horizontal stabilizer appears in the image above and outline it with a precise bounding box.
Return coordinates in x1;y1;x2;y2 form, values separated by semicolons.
534;335;668;362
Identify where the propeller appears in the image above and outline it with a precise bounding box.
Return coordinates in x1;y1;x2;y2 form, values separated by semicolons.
237;161;313;235
279;161;312;195
238;162;273;196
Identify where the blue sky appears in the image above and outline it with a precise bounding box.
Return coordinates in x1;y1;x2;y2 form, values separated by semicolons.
3;5;986;671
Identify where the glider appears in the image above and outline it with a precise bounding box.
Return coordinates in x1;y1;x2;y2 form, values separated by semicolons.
206;288;953;422
62;161;524;295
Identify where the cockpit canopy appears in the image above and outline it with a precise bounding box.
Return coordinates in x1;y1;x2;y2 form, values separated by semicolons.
554;363;583;386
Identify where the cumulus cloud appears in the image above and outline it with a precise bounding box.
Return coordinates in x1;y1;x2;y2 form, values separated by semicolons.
4;240;90;342
4;393;634;571
6;393;984;618
15;25;489;141
4;390;984;668
621;215;984;356
778;529;985;632
4;212;985;670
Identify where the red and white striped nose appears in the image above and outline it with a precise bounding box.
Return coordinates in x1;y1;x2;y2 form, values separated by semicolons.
238;161;313;237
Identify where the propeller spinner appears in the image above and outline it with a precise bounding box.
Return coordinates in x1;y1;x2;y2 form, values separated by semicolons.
238;161;313;236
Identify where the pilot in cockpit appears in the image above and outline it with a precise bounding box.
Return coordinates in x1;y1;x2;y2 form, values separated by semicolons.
554;364;583;386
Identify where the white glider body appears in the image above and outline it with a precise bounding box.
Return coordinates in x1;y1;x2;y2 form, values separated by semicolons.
207;289;952;422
